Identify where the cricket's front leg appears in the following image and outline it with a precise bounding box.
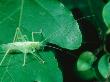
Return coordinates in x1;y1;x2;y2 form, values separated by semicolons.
32;52;45;64
22;53;27;66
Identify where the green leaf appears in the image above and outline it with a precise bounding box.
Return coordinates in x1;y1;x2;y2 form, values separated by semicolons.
76;51;97;80
77;51;96;71
103;1;110;29
0;51;63;82
98;54;110;79
0;0;82;50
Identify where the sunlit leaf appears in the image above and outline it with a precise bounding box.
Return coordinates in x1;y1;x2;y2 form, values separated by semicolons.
98;54;110;79
76;51;97;80
103;1;110;29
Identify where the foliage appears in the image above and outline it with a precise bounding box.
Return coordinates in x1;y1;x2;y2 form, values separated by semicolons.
60;0;110;82
0;0;110;82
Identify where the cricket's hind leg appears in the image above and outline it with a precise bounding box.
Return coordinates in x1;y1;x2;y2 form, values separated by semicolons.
13;27;28;42
0;49;10;66
31;52;45;64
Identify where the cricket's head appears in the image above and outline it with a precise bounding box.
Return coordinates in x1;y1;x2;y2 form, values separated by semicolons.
30;42;44;50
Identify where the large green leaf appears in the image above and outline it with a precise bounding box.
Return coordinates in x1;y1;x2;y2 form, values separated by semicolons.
0;51;63;82
0;0;78;81
0;0;82;50
103;1;110;29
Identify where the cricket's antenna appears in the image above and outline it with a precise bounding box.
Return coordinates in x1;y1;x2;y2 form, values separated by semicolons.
44;44;62;51
76;14;95;21
18;0;24;28
44;44;77;58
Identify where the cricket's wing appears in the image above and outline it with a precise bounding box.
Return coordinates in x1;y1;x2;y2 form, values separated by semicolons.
13;27;28;42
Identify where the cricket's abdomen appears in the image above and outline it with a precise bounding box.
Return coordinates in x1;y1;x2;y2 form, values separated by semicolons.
0;41;42;54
